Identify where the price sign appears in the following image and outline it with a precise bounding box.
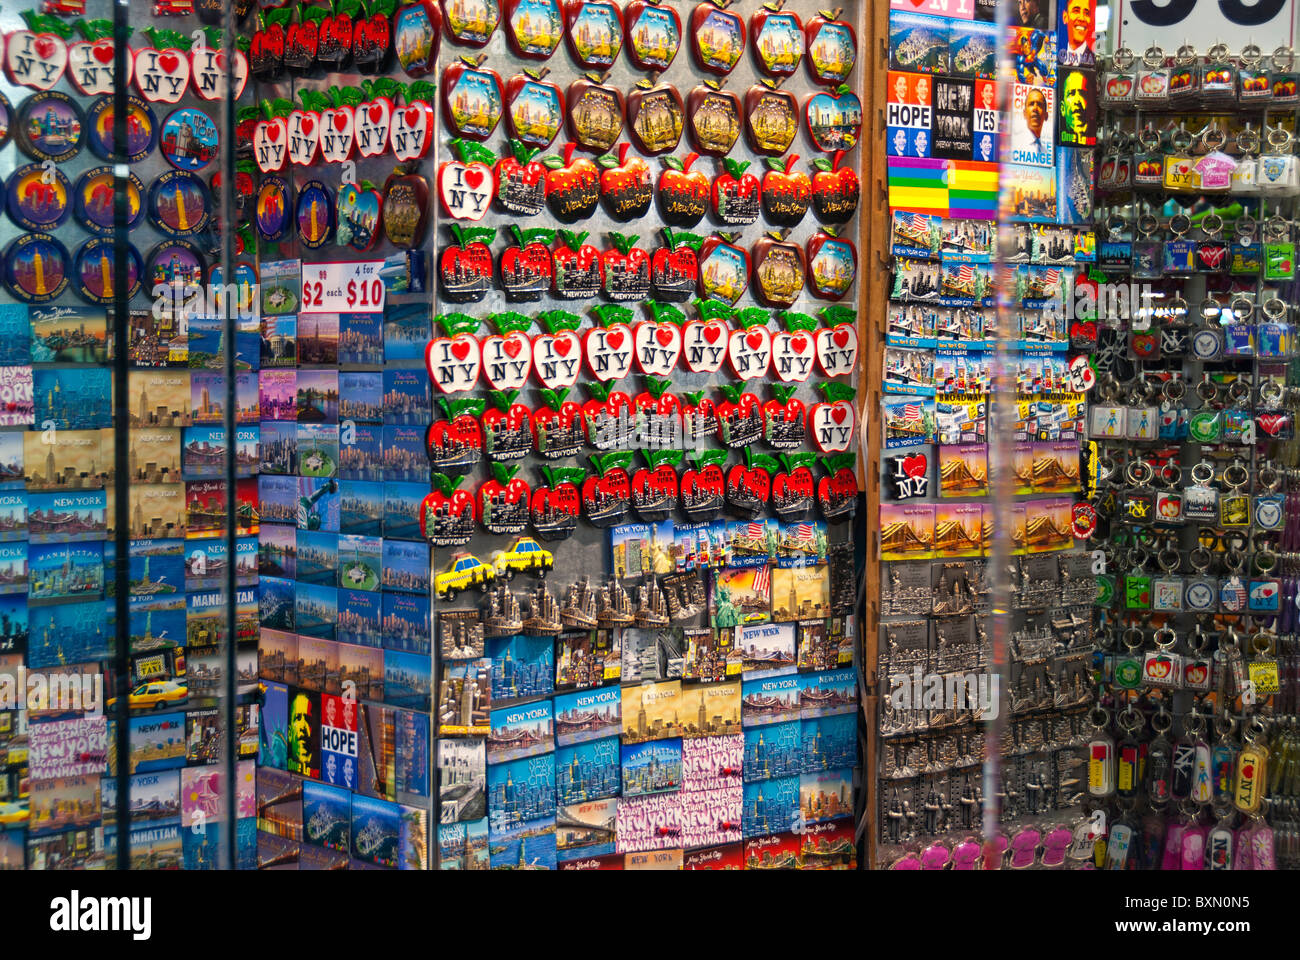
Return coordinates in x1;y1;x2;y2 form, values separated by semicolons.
300;260;387;314
1115;0;1296;52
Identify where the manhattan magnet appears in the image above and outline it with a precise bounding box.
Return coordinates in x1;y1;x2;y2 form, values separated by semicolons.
74;167;145;236
17;90;85;163
2;233;70;303
160;106;219;172
148;170;212;238
73;237;142;305
255;175;292;243
295;179;335;250
85;95;155;162
6;163;70;232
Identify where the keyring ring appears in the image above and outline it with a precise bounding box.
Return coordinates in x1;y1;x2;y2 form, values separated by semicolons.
1142;45;1166;68
1168;296;1189;320
1227;378;1253;404
1255;546;1278;574
1274;46;1295;72
1128;544;1151;570
1224;459;1251;489
1251;632;1275;657
1199;298;1222;322
1089;706;1111;730
1169;213;1192;237
1126;459;1155;486
1163;379;1186;403
1137;213;1160;236
1196;377;1220;404
1235;213;1258;239
1237;128;1261;155
1258;461;1280;491
1158;546;1181;572
1229;295;1255;321
1201;214;1224;238
1154;626;1177;648
1223;529;1249;552
1190;460;1216;485
1151;709;1173;734
1189;545;1213;572
1175;44;1197;65
1224;549;1246;573
1263;298;1288;322
1113;46;1136;71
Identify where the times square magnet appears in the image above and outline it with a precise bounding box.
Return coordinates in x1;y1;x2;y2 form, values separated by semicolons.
296;179;336;250
6;163;70;232
17;90;85;163
2;233;70;303
146;239;206;292
75;166;145;236
148;170;212;238
85;95;156;163
73;237;142;306
160;106;219;172
256;175;292;243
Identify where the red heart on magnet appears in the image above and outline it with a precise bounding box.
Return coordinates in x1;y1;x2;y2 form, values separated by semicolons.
746;330;764;350
451;341;471;361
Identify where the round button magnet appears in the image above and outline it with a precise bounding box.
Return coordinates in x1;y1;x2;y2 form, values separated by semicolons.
0;91;15;152
295;179;335;250
74;166;146;236
6;163;71;232
16;91;85;163
255;175;291;244
160;106;219;172
73;237;143;305
85;95;157;162
2;233;71;303
148;170;212;238
145;239;206;291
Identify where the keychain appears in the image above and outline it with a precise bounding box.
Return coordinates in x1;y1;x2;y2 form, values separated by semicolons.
1136;45;1170;106
1131;212;1163;278
1088;707;1117;798
1147;708;1174;805
1235;719;1270;815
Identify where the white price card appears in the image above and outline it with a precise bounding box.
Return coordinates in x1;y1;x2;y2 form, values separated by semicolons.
300;260;387;313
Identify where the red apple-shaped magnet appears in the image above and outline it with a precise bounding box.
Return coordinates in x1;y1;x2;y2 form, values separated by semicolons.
438;225;496;303
712;157;759;226
817;451;857;522
598;143;652;220
250;8;291;82
321;85;365;163
566;72;625;153
762;385;807;450
804;8;856;85
698;232;749;306
632;448;682;522
770;452;816;519
428;396;486;476
814;304;858;377
442;56;503;140
442;0;501;47
761;154;811;227
285;3;326;75
564;0;623;69
542;143;601;222
632;377;682;452
726;448;774;520
533;384;584;459
806;227;856;300
752;232;806;309
481;311;536;389
69;18;129;97
426;311;484;393
634;301;685;375
582;451;633;528
805;83;861;153
500;226;556;301
679;388;718;445
352;0;395;76
532;310;584;391
744;78;798;155
134;27;190;104
482;389;536;463
624;0;680;70
505;0;564;60
391;81;438;159
679;448;727;522
421;474;476;546
690;0;744;76
393;0;442;76
656;152;709;228
495;138;548;216
681;298;730;373
651;229;700;303
716;383;764;448
505;68;564;148
750;2;803;78
316;0;358;72
7;10;70;91
551;228;603;298
383;164;432;248
479;462;532;534
626;76;684;155
810;150;859;224
686;79;742;156
582;381;635;450
531;465;583;541
602;233;651;302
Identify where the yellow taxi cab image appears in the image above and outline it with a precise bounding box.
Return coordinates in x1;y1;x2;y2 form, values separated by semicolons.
108;680;189;711
435;552;495;600
0;801;27;825
491;537;554;578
